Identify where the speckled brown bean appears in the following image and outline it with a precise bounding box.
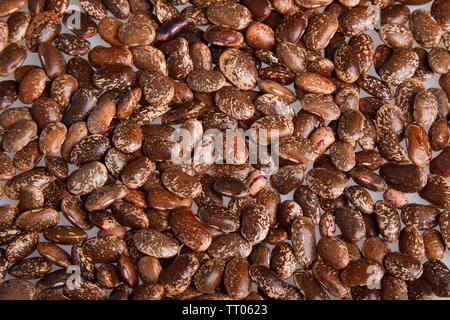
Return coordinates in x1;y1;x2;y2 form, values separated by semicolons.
48;76;78;113
335;206;366;243
29;98;60;131
207;232;252;261
118;22;155;47
317;236;349;270
248;243;269;268
2;120;37;153
423;260;450;297
37;242;71;268
276;136;320;167
403;124;430;168
380;3;410;25
334;45;360;83
203;25;244;47
380;275;408;300
409;9;443;48
112;201;149;229
120;157;154;190
224;257;251;299
340;258;385;288
379;137;407;165
38;43;66;80
422;229;445;261
4;167;52;200
18;68;46;104
214;86;255;121
0;43;27;77
291;216;317;269
0;81;17;111
339;5;378;37
292;111;322;140
0;153;15;180
293;270;330;300
361;236;391;265
61;87;97;125
147;189;181;211
384;251;423;281
84;184;127;211
311;260;350;299
429;121;450;154
0;228;21;245
61;10;97;38
43;226;88;245
63;279;107;300
67;161;108;196
6;11;30;44
269;165;303;195
8;257;52;279
159;254;199;296
170;206;212;252
160;167;201;199
374;200;401;243
17;185;44;212
419;174;450;209
132;228;178;259
344;185;373;214
239;204;270;243
197;203;239;233
139;70;175;105
5;231;39;263
379;162;427;193
193;259;225;293
399;226;424;261
87;46;132;70
379;49;419;86
219;48;257;90
302;12;338;51
295;72;336;95
275;42;307;74
80;235;127;264
439;209;450;249
329;141;355;172
136;256;162;285
25;11;60;52
14;207;59;233
292;186;320;225
60;122;87;163
96;264;120;288
53;33;89;57
38;122;67;156
413;90;438;129
379;23;413;49
0;204;19;229
249;265;287;299
102;0;130;19
357;75;393;100
96;17;121;46
305;167;344;200
79;0;107;20
0;0;26;17
245;22;275;51
92;65;136;91
400;204;440;230
383;189;409;209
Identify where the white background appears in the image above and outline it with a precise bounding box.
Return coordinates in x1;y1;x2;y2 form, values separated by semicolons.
0;0;448;300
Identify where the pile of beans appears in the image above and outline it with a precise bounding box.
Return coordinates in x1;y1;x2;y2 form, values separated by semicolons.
0;0;449;300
